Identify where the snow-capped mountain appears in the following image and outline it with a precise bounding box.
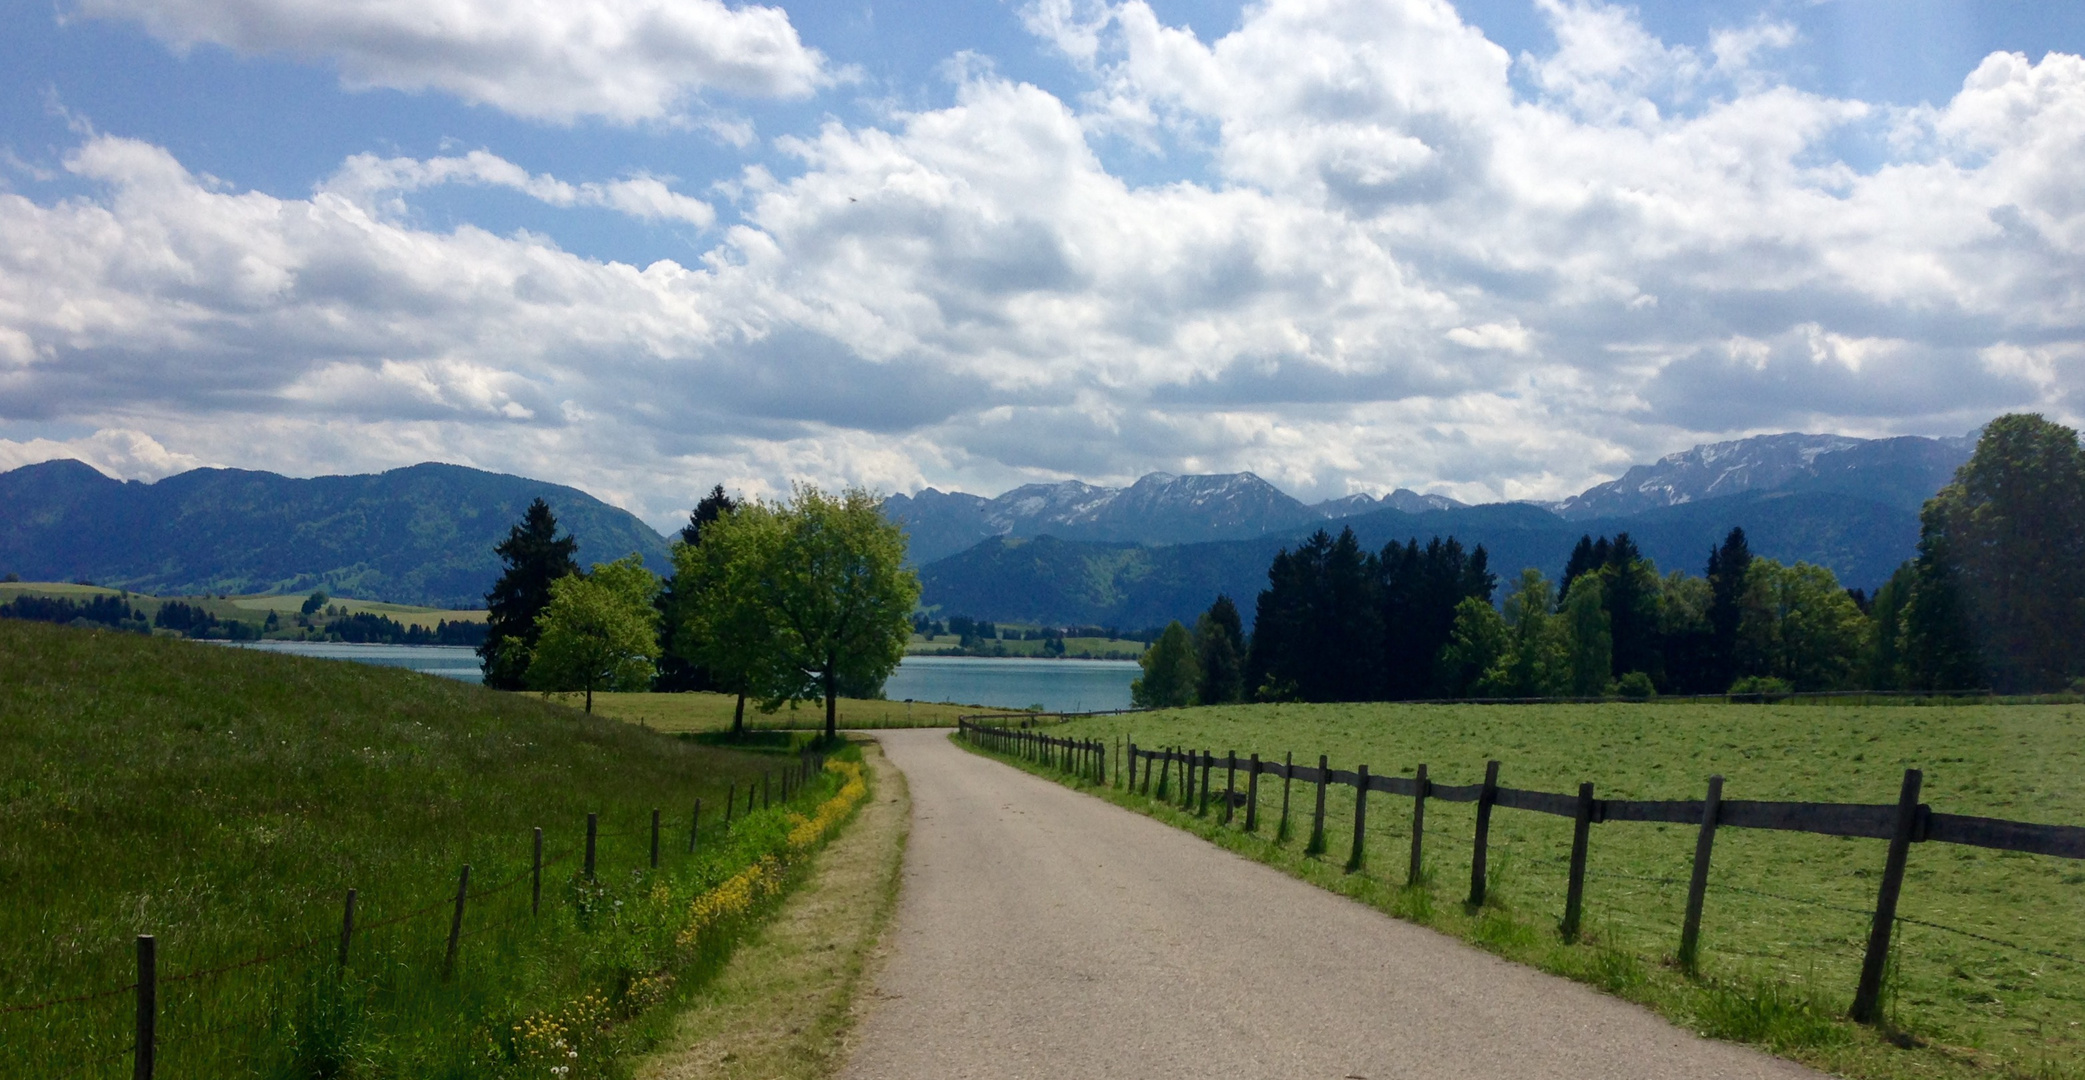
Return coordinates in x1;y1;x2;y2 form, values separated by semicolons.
885;472;1327;562
1544;432;1974;521
1314;489;1467;517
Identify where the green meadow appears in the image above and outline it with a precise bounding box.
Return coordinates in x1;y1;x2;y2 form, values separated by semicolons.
0;620;851;1079
1013;701;2085;1080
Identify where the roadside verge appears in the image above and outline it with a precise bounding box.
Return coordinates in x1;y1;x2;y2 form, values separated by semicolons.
634;738;911;1080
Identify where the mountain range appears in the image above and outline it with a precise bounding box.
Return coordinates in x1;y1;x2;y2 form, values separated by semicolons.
0;428;1972;623
0;460;670;608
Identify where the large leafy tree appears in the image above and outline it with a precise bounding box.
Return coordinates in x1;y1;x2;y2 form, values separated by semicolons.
1734;559;1868;690
654;485;741;692
1560;574;1612;696
1132;620;1201;709
673;503;784;738
480;498;579;690
737;486;919;741
526;555;661;714
1916;414;2085;691
1477;569;1568;698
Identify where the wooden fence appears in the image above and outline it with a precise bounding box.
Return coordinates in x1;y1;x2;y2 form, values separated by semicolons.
957;719;2085;1024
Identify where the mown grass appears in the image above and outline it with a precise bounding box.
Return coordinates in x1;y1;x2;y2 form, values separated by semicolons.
559;692;988;733
974;702;2085;1080
0;619;859;1079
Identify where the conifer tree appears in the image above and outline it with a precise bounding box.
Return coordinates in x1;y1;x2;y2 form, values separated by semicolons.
479;499;579;689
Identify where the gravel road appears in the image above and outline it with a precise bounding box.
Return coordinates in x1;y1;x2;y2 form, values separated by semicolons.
839;728;1824;1080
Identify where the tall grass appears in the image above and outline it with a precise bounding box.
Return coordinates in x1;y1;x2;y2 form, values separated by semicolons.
0;620;848;1078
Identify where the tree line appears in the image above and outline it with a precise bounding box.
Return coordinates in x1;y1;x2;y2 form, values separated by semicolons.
477;485;919;738
1131;414;2085;705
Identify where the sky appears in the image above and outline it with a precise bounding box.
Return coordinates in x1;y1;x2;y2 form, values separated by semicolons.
1;0;2081;530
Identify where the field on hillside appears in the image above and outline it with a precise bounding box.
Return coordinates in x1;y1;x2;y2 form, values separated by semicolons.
0;580;485;630
905;633;1146;659
562;691;987;732
0;621;844;1078
1038;702;2085;1079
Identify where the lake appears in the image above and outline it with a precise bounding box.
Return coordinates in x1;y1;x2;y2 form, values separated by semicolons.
212;642;1141;713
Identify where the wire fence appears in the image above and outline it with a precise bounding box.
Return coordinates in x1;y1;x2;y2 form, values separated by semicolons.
7;745;834;1079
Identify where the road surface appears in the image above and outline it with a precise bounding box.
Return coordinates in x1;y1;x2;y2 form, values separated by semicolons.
840;728;1823;1080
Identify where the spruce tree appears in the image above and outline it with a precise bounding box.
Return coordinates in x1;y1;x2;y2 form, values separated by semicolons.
479;499;580;690
1194;594;1246;705
1705;527;1751;691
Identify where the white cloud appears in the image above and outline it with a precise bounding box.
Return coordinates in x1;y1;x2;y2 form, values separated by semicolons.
0;428;206;480
321;150;715;227
4;0;2084;515
68;0;834;124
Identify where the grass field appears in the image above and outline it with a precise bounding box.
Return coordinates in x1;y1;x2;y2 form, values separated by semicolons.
1003;702;2085;1080
558;691;990;732
0;620;861;1079
0;581;485;630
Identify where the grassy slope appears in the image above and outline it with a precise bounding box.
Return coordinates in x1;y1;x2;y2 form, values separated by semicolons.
562;692;982;732
1026;702;2085;1080
1;581;485;630
0;620;803;1078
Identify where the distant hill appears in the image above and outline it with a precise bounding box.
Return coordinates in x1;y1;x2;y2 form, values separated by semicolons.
1543;432;1972;519
0;460;671;608
917;490;1923;630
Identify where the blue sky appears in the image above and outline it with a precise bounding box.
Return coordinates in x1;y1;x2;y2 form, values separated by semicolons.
1;0;2081;527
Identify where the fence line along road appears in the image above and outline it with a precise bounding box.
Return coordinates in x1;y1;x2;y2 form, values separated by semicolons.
12;744;832;1080
957;719;2085;1027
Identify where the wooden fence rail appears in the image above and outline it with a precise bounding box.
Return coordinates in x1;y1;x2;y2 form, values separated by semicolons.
957;720;2085;1026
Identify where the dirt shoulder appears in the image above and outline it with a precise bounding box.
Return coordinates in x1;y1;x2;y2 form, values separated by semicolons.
634;739;910;1080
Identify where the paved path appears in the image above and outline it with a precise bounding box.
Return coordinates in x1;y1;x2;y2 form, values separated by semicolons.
841;729;1824;1080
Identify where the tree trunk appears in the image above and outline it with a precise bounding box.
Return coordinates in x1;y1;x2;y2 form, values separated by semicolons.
732;685;747;739
823;657;838;743
584;682;594;714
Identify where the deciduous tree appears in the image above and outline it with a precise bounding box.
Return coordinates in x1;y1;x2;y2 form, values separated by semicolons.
526;555;661;714
1132;620;1200;709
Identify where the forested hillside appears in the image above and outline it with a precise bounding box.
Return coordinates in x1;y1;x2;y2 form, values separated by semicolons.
0;460;671;608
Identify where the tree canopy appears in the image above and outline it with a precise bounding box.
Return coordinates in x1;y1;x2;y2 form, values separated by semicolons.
692;486;918;740
525;554;661;713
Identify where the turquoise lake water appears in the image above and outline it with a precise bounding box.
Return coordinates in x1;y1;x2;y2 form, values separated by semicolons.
215;642;1140;713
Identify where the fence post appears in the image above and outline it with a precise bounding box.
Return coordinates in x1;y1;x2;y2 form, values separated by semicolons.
1347;765;1370;872
1127;741;1137;791
1278;752;1294;842
689;800;701;855
725;784;735;825
1407;763;1428;887
443;864;470;981
748;780;756;815
1224;753;1238;825
1157;747;1172;799
763;772;771;810
134;934;154;1080
1198;751;1213;816
1678;775;1724;973
1245;754;1261;832
651;808;661;869
1096;739;1105;786
1852;768;1924;1023
532;828;543;915
1468;760;1501;907
1307;755;1330;855
1562;782;1594;942
338;888;357;969
585;813;598;879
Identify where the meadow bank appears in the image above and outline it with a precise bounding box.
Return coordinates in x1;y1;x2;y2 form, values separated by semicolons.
1;621;873;1079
